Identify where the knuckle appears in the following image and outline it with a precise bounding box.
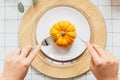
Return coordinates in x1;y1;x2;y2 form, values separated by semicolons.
105;59;119;65
105;60;111;64
89;65;93;70
22;62;30;68
15;48;21;51
114;59;119;65
5;59;12;63
95;61;102;67
17;48;21;50
14;57;21;62
15;59;21;63
104;59;114;65
18;48;21;51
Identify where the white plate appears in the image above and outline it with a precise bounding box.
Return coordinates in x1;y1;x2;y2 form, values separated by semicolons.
36;7;90;61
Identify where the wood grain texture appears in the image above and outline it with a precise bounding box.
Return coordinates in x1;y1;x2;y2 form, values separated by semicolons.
19;0;106;78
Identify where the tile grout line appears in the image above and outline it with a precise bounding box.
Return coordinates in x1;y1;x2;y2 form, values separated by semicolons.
4;0;6;61
1;19;120;21
0;5;120;7
111;0;113;54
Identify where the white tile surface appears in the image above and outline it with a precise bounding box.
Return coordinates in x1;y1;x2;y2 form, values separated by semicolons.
113;47;120;60
99;6;112;19
5;34;18;47
0;47;4;60
0;20;5;33
113;20;120;32
6;0;18;6
27;66;32;74
87;74;96;80
31;67;42;75
99;0;111;5
0;0;4;7
106;33;113;46
73;75;87;80
59;78;73;80
45;76;59;80
105;20;112;32
24;74;32;80
0;61;4;74
113;33;120;46
6;7;18;20
5;46;17;54
112;0;120;5
5;47;17;58
86;71;93;75
112;6;120;19
32;75;45;80
22;0;32;6
0;7;5;20
0;34;4;47
91;0;99;5
105;47;113;53
5;20;18;33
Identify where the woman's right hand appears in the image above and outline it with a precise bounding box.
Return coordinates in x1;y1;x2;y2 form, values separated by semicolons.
86;42;119;80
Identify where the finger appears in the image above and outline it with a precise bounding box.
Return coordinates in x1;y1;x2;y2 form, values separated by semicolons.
25;45;41;64
92;45;106;57
6;52;13;59
91;57;95;66
13;48;21;56
105;49;115;60
90;58;94;70
86;42;101;63
20;45;32;58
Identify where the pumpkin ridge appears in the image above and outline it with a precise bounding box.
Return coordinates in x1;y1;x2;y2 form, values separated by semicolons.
53;24;62;31
50;28;60;35
65;32;76;38
65;25;76;32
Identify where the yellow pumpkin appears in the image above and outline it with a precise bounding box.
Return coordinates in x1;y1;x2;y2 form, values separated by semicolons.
50;21;76;47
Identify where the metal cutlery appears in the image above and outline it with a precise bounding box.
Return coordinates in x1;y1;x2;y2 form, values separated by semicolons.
40;34;86;46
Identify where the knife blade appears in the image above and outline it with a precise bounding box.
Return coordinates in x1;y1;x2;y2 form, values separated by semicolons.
41;36;55;46
77;34;86;44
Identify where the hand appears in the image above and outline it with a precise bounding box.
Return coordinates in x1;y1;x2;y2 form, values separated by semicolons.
0;45;40;80
86;42;119;80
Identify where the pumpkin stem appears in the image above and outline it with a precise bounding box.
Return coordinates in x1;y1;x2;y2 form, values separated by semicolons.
61;31;66;36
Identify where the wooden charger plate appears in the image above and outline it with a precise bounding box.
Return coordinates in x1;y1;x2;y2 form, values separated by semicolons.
19;0;106;78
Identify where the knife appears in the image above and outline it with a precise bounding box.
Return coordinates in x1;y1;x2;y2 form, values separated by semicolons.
41;36;55;46
32;36;54;50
